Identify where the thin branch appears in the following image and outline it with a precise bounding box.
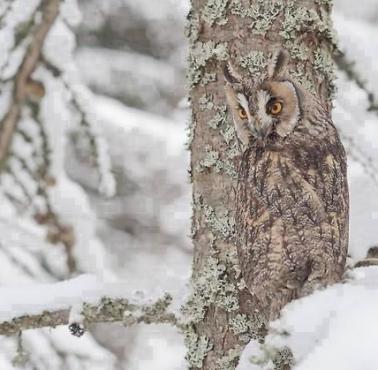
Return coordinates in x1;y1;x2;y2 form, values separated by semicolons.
41;58;116;197
0;0;59;165
335;51;378;113
339;131;378;187
334;52;378;187
0;294;180;337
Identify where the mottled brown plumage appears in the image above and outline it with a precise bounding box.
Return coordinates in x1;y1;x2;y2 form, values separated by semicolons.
224;50;349;320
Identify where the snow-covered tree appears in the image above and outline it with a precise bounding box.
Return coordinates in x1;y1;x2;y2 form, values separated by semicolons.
0;1;118;369
0;0;115;273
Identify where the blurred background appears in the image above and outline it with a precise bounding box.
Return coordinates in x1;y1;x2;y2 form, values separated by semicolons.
0;0;378;369
62;1;191;369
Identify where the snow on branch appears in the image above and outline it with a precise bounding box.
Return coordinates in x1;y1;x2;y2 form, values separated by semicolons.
0;0;59;164
335;51;378;113
41;55;116;198
0;275;180;336
334;52;378;187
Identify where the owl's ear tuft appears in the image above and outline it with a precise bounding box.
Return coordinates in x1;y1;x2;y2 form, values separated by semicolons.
223;61;242;84
268;49;289;79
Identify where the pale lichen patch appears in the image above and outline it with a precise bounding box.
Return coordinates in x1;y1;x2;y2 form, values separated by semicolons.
203;203;235;240
188;41;229;87
192;40;216;65
184;326;213;368
202;0;229;26
199;94;237;147
196;145;238;178
185;10;201;44
315;0;333;7
287;42;311;61
182;246;238;324
221;124;236;145
239;50;268;75
280;2;336;50
291;65;316;94
251;343;294;369
200;72;217;86
208;105;228;129
223;244;241;278
273;347;295;370
185;117;197;151
280;4;308;41
216;346;243;370
230;313;266;343
229;0;246;17
248;0;283;36
196;146;220;171
314;48;335;81
230;0;283;36
199;94;215;111
230;314;250;335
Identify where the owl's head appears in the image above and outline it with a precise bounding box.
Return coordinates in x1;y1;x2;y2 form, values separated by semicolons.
224;49;303;146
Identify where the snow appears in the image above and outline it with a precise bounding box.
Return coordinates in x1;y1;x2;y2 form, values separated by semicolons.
0;271;184;331
238;267;378;370
75;46;183;115
334;14;378;97
43;16;116;198
0;0;41;76
60;0;82;28
0;275;99;322
66;94;191;311
0;1;120;368
63;90;191;368
21;327;116;370
93;95;186;155
333;73;378;260
124;325;187;370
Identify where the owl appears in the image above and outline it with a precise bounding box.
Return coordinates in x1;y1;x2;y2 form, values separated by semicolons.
224;49;349;321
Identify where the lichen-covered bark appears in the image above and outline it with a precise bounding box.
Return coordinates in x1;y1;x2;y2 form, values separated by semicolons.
0;294;176;336
185;0;337;369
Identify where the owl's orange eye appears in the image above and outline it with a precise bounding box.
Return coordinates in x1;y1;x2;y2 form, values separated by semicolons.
269;101;283;115
238;107;248;119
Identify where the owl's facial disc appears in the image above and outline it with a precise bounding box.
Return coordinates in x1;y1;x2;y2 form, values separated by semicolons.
237;91;281;140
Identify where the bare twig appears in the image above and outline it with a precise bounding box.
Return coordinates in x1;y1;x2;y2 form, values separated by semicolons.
335;51;378;113
335;52;378;187
339;131;378;187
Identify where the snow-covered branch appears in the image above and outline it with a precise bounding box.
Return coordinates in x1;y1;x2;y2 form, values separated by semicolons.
335;52;378;113
0;295;178;337
0;275;180;336
0;0;59;163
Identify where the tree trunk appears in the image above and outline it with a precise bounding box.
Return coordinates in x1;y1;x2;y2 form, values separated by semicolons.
185;0;337;369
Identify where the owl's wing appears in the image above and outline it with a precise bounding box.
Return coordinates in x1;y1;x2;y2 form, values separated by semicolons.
236;132;348;318
292;131;349;289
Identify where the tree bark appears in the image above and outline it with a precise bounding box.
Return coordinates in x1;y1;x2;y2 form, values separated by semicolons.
186;0;337;369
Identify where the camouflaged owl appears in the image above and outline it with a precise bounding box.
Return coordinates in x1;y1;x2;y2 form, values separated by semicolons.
224;49;349;320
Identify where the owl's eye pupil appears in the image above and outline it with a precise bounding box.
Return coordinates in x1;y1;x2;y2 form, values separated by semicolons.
268;101;283;115
238;107;247;119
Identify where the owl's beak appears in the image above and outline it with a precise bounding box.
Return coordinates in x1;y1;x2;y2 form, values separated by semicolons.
251;121;272;140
